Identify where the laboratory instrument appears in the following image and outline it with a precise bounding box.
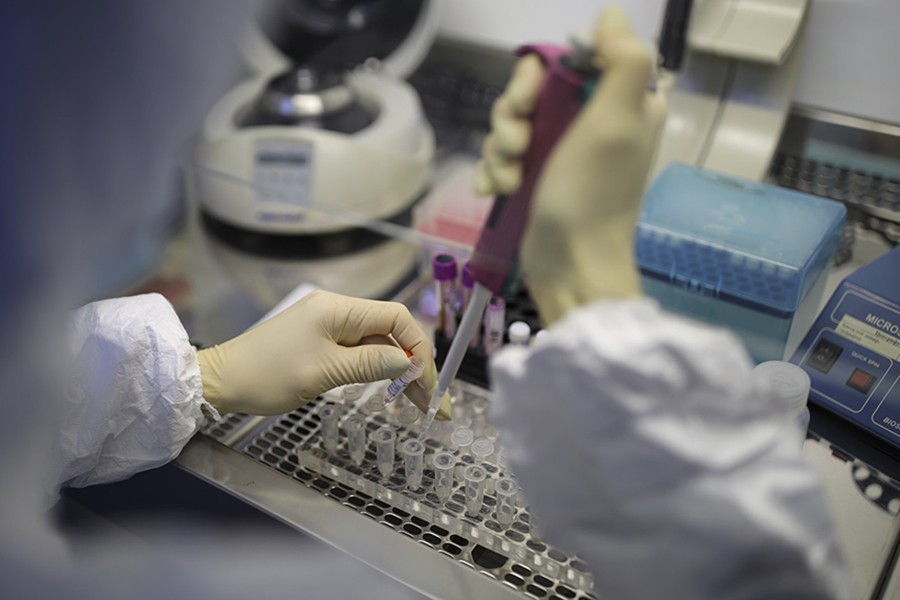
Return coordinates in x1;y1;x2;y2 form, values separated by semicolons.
637;163;846;362
343;414;367;465
464;464;487;516
508;321;531;346
433;254;459;339
318;402;341;453
371;426;397;478
790;246;900;450
189;0;439;245
401;439;425;490
751;361;811;436
495;476;518;527
421;41;598;435
482;296;506;355
386;356;425;403
431;451;456;502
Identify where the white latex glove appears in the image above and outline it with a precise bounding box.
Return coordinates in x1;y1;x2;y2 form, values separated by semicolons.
477;6;666;325
197;290;451;418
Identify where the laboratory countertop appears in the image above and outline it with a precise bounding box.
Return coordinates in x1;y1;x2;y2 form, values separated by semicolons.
101;167;900;599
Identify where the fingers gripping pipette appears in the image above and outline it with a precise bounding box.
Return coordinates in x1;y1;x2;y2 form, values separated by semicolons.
419;43;597;436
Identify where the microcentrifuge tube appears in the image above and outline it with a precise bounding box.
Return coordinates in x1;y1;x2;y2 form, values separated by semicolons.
433;254;459;339
432;452;456;502
450;426;475;478
483;296;506;355
471;437;494;463
364;391;388;413
450;426;474;451
370;426;396;478
343;415;367;465
402;439;426;490
494;477;518;527
464;464;487;516
398;405;420;426
318;403;341;453
340;384;363;403
386;356;426;403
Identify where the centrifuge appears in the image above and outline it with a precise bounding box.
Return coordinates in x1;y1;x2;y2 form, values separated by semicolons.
188;0;440;249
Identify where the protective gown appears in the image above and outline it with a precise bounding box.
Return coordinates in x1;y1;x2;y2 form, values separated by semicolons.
57;292;852;599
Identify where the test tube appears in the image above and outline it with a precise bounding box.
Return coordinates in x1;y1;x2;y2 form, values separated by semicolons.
432;451;456;502
402;439;426;490
508;321;531;346
386;356;426;403
340;384;363;403
461;263;479;349
398;405;420;426
451;426;474;478
433;254;459;339
364;391;388;413
495;477;518;527
370;426;396;478
464;464;487;516
318;403;341;453
343;415;367;465
450;426;474;452
471;438;495;463
483;296;506;355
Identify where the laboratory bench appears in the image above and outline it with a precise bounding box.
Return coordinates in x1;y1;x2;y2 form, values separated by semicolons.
63;40;900;599
59;198;900;600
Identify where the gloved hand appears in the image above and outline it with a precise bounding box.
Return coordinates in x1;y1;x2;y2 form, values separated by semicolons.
476;6;666;325
197;290;451;418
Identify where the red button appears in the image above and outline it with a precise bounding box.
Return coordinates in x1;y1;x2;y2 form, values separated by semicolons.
847;369;876;394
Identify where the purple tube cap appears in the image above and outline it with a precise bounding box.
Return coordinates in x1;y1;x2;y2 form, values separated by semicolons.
461;262;474;289
432;254;458;281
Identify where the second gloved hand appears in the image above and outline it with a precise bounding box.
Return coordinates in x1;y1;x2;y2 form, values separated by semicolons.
197;290;449;417
477;7;667;326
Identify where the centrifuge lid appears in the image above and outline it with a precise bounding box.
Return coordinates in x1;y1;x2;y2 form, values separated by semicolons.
239;0;441;80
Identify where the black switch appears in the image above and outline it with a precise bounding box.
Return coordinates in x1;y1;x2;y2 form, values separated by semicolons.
807;339;843;374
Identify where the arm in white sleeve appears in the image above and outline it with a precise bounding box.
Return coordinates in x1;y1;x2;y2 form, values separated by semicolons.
490;299;852;600
60;293;216;489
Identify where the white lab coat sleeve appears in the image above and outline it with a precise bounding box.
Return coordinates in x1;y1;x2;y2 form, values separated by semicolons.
490;299;852;600
61;293;215;489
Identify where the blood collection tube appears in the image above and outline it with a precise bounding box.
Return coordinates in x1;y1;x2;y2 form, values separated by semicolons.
432;451;456;502
433;254;459;339
495;477;518;527
482;296;506;355
461;263;479;350
508;321;531;346
343;415;367;465
464;464;488;516
402;439;426;490
386;356;426;403
371;426;397;478
318;403;341;453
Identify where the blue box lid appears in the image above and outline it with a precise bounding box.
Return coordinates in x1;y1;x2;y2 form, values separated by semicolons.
636;164;847;316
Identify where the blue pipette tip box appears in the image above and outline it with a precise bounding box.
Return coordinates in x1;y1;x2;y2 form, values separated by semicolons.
636;163;847;363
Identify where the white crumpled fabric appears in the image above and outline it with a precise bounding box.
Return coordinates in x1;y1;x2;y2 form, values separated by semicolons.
61;294;213;489
490;299;853;600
